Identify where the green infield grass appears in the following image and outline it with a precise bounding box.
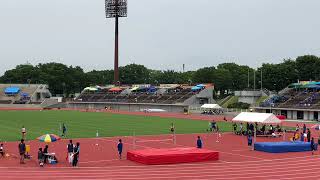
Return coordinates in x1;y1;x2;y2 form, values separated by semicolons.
0;110;232;141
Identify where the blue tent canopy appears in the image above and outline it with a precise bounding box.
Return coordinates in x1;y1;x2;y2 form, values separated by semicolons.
305;84;320;89
4;87;20;95
196;84;205;87
306;82;320;85
147;86;157;92
191;86;201;91
21;92;29;97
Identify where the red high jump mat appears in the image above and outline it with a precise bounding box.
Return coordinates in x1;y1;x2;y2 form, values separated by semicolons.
127;147;219;165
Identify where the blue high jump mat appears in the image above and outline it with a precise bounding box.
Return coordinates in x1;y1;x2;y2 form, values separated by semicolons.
254;141;318;153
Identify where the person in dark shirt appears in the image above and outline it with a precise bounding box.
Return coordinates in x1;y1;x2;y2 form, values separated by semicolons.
72;142;80;167
197;136;202;148
247;134;253;147
67;140;74;164
18;139;26;164
307;129;311;142
62;123;67;137
38;148;44;167
311;137;315;155
0;144;4;157
232;123;237;134
170;123;175;134
303;124;307;134
43;145;49;164
117;139;123;159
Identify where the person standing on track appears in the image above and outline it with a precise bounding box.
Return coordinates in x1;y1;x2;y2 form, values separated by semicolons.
247;134;253;147
72;142;80;167
0;144;4;158
307;129;311;142
311;137;315;155
117;139;123;159
18;139;26;164
67;140;74;164
197;136;203;149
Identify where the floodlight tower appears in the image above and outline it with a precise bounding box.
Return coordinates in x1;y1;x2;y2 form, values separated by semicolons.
105;0;127;85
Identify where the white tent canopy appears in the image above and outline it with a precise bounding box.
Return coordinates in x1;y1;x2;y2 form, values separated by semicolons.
201;104;222;109
232;112;281;124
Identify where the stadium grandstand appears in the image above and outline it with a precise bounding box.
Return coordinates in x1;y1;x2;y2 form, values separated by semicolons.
0;84;52;107
68;83;215;112
255;81;320;121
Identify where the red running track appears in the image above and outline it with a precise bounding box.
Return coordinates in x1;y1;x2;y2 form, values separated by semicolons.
1;109;320;179
1;133;320;180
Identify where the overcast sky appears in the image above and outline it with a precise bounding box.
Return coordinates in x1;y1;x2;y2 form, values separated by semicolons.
0;0;320;75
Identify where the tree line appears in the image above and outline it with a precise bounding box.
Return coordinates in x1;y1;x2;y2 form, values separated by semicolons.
0;55;319;96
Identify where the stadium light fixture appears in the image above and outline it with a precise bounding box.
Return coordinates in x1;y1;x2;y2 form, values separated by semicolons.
105;0;127;84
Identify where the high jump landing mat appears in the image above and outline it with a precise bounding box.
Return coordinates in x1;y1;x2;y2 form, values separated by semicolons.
127;147;219;165
254;141;318;153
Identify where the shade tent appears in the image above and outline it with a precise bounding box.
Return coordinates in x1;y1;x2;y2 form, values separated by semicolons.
201;104;222;109
130;87;139;91
196;84;206;88
4;87;20;95
84;87;98;91
302;84;320;89
147;86;157;93
108;87;122;92
21;92;29;97
232;112;282;150
232;112;281;124
191;86;201;91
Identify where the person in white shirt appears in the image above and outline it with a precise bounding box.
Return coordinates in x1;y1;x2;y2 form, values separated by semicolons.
67;140;74;164
21;126;26;140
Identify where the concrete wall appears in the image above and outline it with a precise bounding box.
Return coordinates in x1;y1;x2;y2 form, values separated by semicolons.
184;87;215;106
255;107;320;121
238;96;260;104
234;90;265;105
67;102;188;113
234;91;262;97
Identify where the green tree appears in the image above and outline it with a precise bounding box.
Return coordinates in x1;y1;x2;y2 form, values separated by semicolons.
119;64;150;84
192;66;215;83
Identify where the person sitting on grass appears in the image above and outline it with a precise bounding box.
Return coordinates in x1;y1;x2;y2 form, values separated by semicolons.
197;136;203;149
0;144;4;158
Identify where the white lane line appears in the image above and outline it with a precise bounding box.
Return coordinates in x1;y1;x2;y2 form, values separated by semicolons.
1;158;319;174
